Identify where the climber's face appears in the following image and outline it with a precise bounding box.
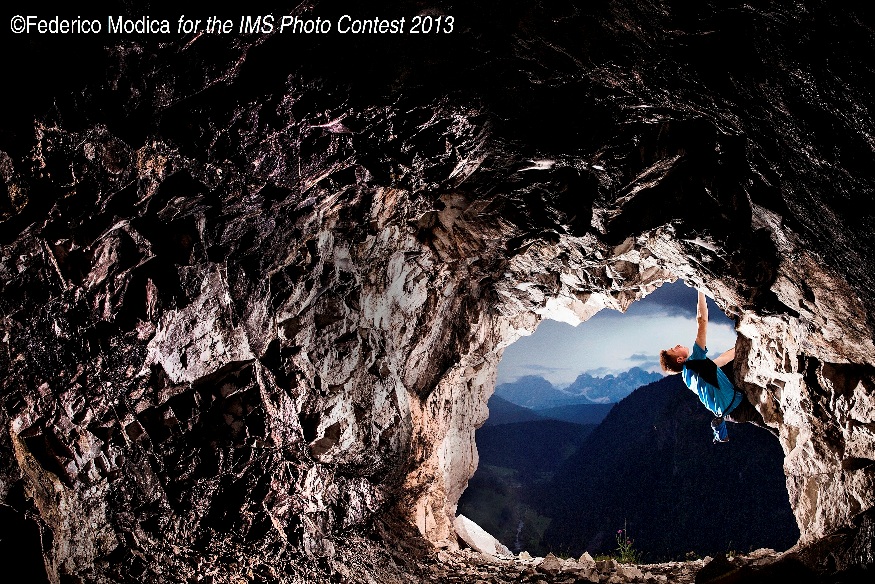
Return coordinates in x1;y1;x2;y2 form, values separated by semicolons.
666;344;690;363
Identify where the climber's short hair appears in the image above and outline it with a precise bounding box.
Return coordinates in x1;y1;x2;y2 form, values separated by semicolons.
660;349;684;373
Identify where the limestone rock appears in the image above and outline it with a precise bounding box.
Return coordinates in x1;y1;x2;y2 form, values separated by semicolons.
535;552;563;575
453;514;512;558
597;558;619;573
616;564;644;580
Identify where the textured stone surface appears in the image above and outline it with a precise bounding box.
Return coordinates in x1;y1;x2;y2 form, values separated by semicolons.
1;0;874;582
454;514;512;557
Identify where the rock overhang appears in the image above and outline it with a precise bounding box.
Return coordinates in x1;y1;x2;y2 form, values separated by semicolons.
1;1;874;581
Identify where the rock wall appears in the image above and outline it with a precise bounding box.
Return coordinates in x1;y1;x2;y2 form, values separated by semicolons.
1;0;873;580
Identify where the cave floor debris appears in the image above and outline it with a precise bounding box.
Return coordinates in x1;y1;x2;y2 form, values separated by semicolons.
422;547;793;584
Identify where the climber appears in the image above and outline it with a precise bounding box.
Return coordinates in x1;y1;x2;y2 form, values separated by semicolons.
659;289;776;442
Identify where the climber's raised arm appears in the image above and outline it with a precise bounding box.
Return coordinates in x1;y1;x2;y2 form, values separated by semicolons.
694;290;708;349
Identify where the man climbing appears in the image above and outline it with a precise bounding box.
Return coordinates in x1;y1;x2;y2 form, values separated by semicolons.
659;289;776;442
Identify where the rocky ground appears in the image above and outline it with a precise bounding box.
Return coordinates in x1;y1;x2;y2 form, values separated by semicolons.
432;548;713;584
374;544;817;584
321;519;830;584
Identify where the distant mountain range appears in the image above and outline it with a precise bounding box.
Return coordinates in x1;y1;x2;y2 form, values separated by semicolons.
533;403;615;426
483;395;546;426
484;395;614;427
494;368;662;409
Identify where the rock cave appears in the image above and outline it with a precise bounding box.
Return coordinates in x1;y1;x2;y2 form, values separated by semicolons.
1;1;873;582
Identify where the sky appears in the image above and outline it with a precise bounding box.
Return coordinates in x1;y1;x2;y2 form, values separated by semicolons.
497;281;738;387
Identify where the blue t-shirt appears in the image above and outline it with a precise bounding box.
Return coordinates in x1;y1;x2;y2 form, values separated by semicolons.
682;343;739;417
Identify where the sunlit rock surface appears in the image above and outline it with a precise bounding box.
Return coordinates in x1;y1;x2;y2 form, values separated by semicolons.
1;0;873;581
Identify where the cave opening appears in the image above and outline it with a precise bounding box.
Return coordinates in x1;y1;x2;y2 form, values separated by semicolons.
457;281;799;562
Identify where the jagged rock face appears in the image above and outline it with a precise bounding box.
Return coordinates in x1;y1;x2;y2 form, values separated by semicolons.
1;1;873;581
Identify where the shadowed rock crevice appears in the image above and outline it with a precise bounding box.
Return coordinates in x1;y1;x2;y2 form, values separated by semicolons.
1;1;874;582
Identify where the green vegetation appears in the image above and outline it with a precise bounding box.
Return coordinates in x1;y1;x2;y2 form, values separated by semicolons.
457;464;553;554
457;419;595;556
614;528;640;564
591;527;640;564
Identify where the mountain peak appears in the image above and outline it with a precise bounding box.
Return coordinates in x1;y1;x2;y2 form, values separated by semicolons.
495;368;663;409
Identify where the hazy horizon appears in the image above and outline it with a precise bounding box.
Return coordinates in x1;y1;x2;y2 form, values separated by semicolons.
497;281;737;387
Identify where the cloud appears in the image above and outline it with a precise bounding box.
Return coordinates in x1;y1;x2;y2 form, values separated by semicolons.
496;360;576;387
635;281;698;317
637;360;664;374
519;363;566;373
497;281;737;387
